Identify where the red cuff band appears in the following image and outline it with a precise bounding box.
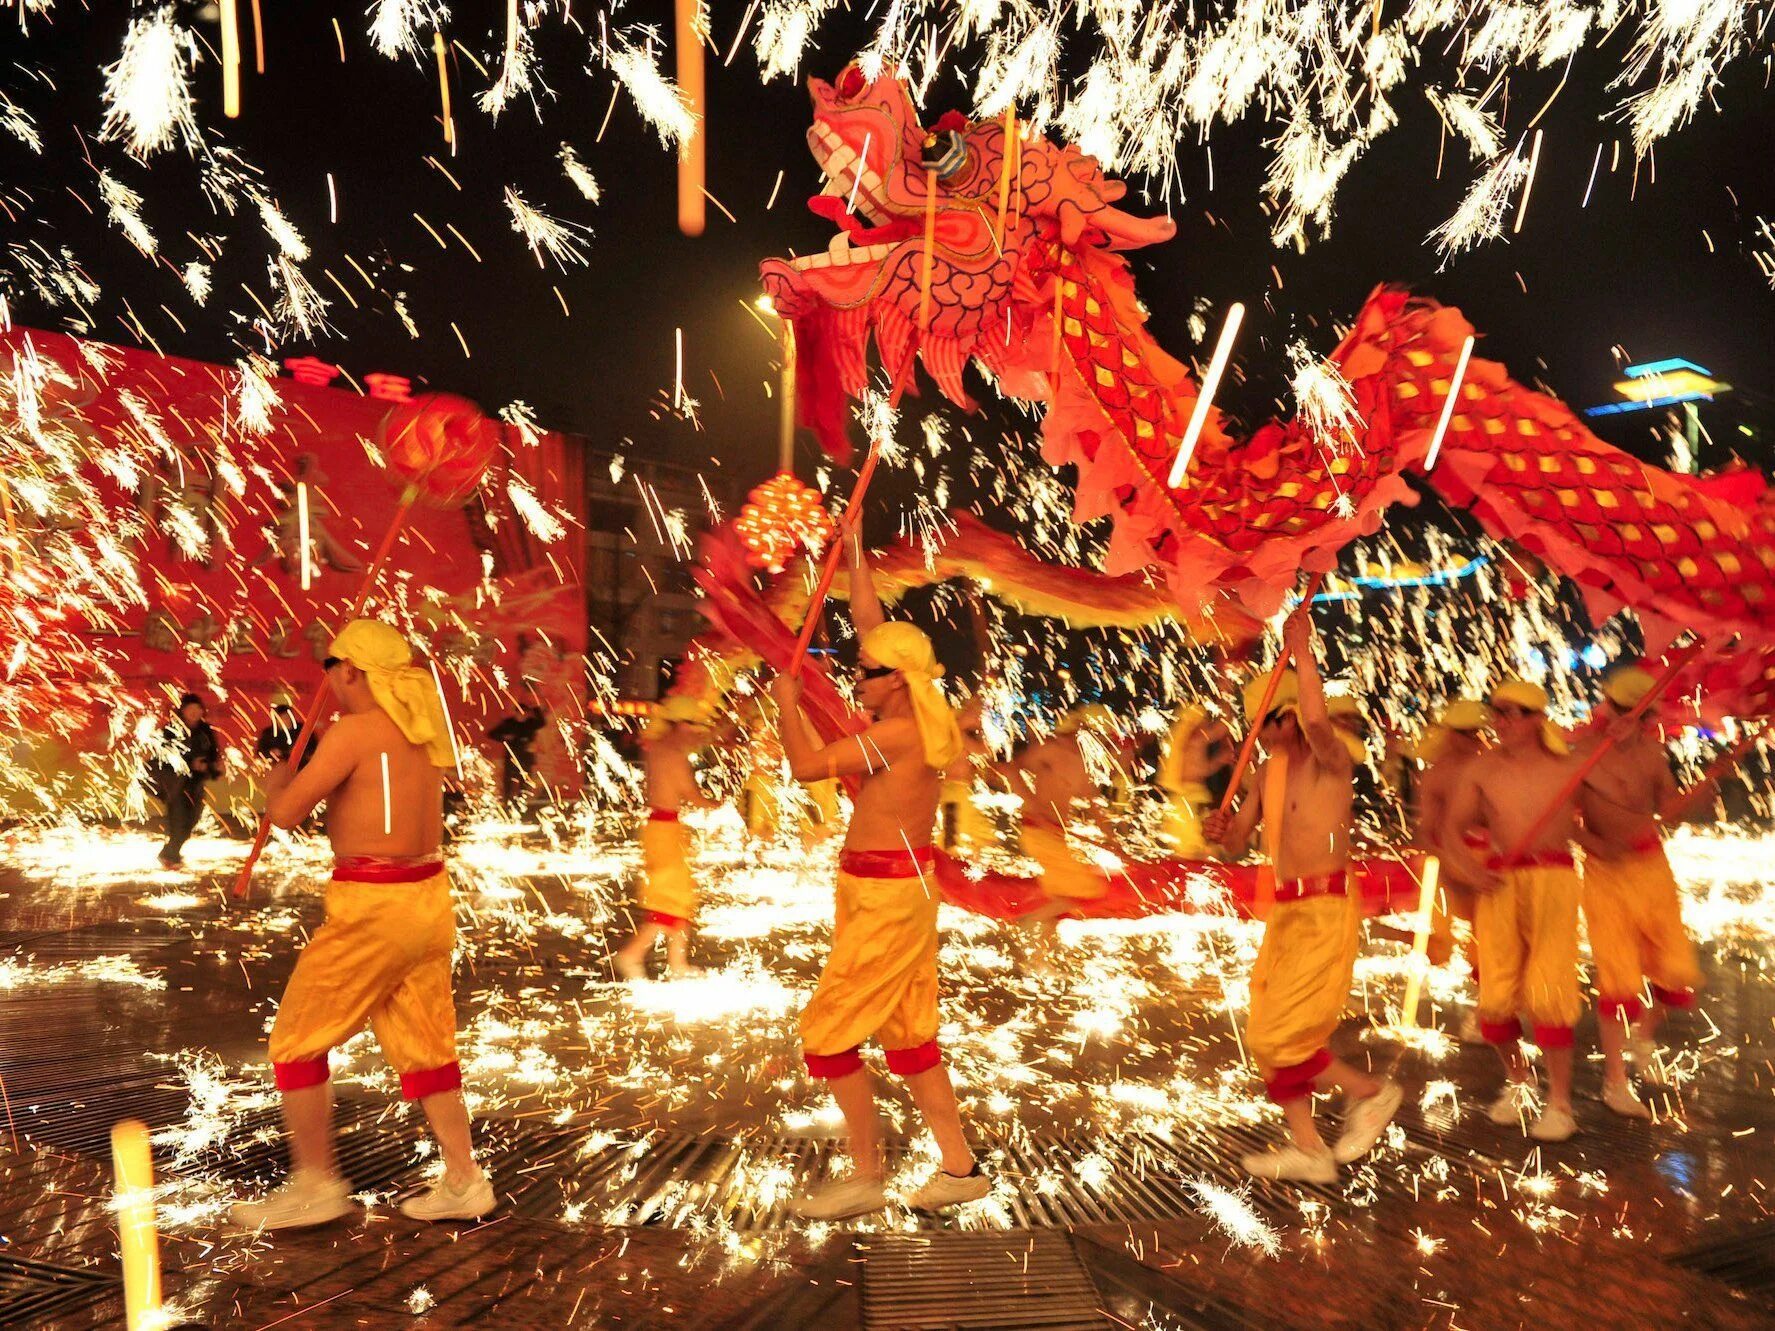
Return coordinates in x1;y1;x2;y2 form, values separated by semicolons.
883;1040;941;1076
273;1056;330;1091
399;1062;463;1101
332;858;445;884
838;845;935;879
1598;996;1646;1023
644;911;688;928
1650;984;1696;1009
803;1046;863;1080
1480;1017;1522;1045
1532;1024;1575;1050
1263;1048;1331;1104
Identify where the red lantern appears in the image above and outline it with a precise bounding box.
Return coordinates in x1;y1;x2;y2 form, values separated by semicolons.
377;393;500;507
735;471;836;573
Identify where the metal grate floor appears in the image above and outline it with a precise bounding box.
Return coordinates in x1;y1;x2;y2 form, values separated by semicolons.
1669;1220;1775;1301
0;1254;118;1325
859;1232;1106;1330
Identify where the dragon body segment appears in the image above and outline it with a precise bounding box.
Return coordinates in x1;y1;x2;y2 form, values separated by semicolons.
761;65;1775;714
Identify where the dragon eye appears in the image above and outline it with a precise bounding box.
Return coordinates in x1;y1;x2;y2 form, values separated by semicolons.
835;65;865;99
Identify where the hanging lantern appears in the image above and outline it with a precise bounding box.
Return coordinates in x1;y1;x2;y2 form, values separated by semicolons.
377;393;501;507
735;471;836;573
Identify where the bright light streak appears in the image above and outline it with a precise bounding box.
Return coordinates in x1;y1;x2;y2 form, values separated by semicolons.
296;480;311;590
1166;302;1244;488
1422;335;1475;472
1511;129;1543;234
380;752;392;835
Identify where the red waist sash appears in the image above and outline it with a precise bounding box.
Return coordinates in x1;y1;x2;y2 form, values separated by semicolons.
1629;833;1663;855
840;845;936;879
1273;870;1349;904
1487;849;1575;870
647;809;680;822
332;857;445;884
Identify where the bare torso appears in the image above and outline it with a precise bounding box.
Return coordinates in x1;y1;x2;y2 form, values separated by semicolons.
1463;748;1581;858
1020;736;1091;825
645;741;706;811
1257;750;1352;880
846;718;941;852
1579;735;1668;855
1414;753;1487;885
324;711;443;859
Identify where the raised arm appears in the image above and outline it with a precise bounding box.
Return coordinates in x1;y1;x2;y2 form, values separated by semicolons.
770;674;913;782
845;529;886;638
267;719;361;829
1285;610;1351;773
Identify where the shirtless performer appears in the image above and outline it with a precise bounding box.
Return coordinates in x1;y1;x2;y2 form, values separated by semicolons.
938;698;994;852
615;696;716;980
232;619;491;1230
1440;679;1584;1142
1202;613;1402;1183
770;536;990;1221
1004;705;1126;955
1577;664;1715;1110
1413;699;1492;1039
1157;703;1232;856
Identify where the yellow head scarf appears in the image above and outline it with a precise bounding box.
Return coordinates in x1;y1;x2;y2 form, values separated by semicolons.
1157;704;1207;794
327;620;455;768
1489;678;1569;755
1242;670;1300;724
1414;698;1491;763
646;693;713;742
1601;664;1656;710
1325;693;1368;763
1057;702;1118;737
860;621;963;770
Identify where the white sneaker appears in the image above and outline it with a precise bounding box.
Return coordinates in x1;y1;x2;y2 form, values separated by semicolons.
1240;1145;1337;1184
790;1174;889;1222
1603;1080;1652;1120
398;1169;495;1222
905;1164;992;1212
1487;1080;1540;1127
230;1168;354;1231
1630;1035;1670;1087
1529;1105;1578;1142
1333;1081;1403;1164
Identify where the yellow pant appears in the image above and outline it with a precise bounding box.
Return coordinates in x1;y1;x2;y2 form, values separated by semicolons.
1159;781;1211;857
1245;886;1361;1101
1583;845;1701;1020
269;866;460;1100
743;776;779;840
939;778;991;851
639;814;696;924
1023;821;1109;902
1473;864;1582;1046
800;852;941;1078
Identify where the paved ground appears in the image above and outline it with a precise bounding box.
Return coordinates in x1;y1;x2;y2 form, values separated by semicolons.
1;819;1772;1329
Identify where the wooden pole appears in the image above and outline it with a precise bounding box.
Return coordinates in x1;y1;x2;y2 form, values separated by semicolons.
1397;854;1441;1031
111;1120;162;1330
675;0;706;237
786;444;880;681
230;489;419;899
1216;572;1326;815
1498;639;1706;864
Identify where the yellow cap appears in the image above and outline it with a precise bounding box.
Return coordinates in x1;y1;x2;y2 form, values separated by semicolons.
1242;670;1300;724
1600;665;1656;710
1325;693;1367;763
1438;698;1491;732
1489;677;1567;754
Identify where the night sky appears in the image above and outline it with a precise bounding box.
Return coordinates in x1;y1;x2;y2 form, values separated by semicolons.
5;2;1773;499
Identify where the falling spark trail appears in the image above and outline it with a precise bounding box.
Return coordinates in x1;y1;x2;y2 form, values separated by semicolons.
1167;303;1244;488
296;481;311;590
1512;129;1543;234
380;752;392;835
1423;335;1475;472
